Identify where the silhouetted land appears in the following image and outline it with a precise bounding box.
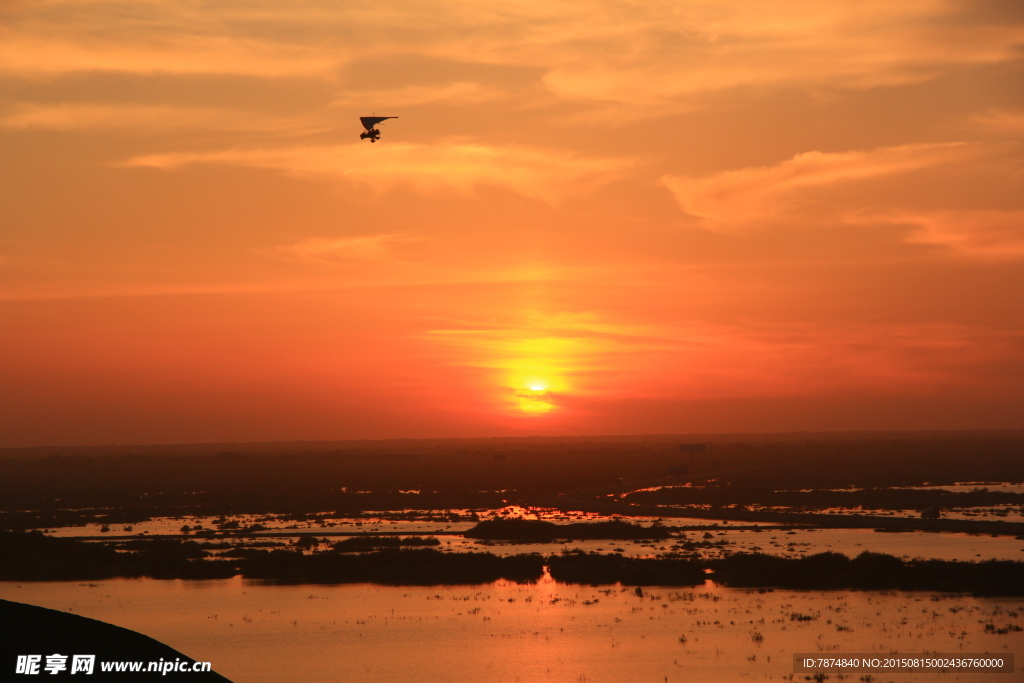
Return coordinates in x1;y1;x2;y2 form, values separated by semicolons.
0;531;236;580
547;551;706;585
1;432;1020;519
3;532;1023;594
625;486;1024;510
464;519;673;540
330;535;441;552
0;531;542;584
0;599;233;682
242;548;544;584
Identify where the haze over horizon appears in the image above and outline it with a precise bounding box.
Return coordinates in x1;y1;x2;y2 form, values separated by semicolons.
2;0;1023;447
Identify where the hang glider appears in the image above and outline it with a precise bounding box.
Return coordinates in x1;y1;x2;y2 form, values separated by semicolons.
359;116;397;143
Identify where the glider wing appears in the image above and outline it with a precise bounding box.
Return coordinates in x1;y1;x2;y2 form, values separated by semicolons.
360;116;397;130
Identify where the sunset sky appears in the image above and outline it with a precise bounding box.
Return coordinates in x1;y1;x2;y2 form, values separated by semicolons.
2;0;1022;446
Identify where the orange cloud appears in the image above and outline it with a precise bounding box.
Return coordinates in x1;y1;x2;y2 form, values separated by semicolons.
121;142;635;203
5;0;1020;109
661;142;1024;259
0;103;312;132
330;82;507;109
274;235;408;265
0;26;338;78
661;143;972;226
535;1;1024;109
974;110;1024;133
897;210;1024;259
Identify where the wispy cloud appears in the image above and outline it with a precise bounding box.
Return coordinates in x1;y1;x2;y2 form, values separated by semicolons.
895;210;1024;259
4;0;1020;108
661;143;972;226
274;234;407;264
0;25;340;78
121;141;634;203
0;103;314;132
660;142;1024;259
974;109;1024;133
533;1;1024;107
330;81;508;108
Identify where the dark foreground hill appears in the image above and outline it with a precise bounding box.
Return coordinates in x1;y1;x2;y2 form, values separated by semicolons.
0;599;233;682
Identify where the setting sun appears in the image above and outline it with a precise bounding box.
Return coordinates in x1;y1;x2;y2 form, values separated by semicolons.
515;387;554;415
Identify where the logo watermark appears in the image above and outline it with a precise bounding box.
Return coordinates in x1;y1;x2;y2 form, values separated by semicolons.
15;654;213;675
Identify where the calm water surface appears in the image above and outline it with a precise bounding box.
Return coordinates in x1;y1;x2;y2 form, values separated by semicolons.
3;577;1021;683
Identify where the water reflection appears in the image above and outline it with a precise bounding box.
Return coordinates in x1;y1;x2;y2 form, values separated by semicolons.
3;578;1021;683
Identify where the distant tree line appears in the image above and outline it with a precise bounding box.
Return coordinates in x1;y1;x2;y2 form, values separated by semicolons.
3;531;1023;594
626;487;1024;510
1;434;1019;514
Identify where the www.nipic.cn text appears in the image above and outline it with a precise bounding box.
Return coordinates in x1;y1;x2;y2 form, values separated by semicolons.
15;654;214;676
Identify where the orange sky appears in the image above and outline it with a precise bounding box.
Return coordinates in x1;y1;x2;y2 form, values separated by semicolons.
2;0;1022;446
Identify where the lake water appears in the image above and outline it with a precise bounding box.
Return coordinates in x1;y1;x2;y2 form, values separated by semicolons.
3;576;1021;683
